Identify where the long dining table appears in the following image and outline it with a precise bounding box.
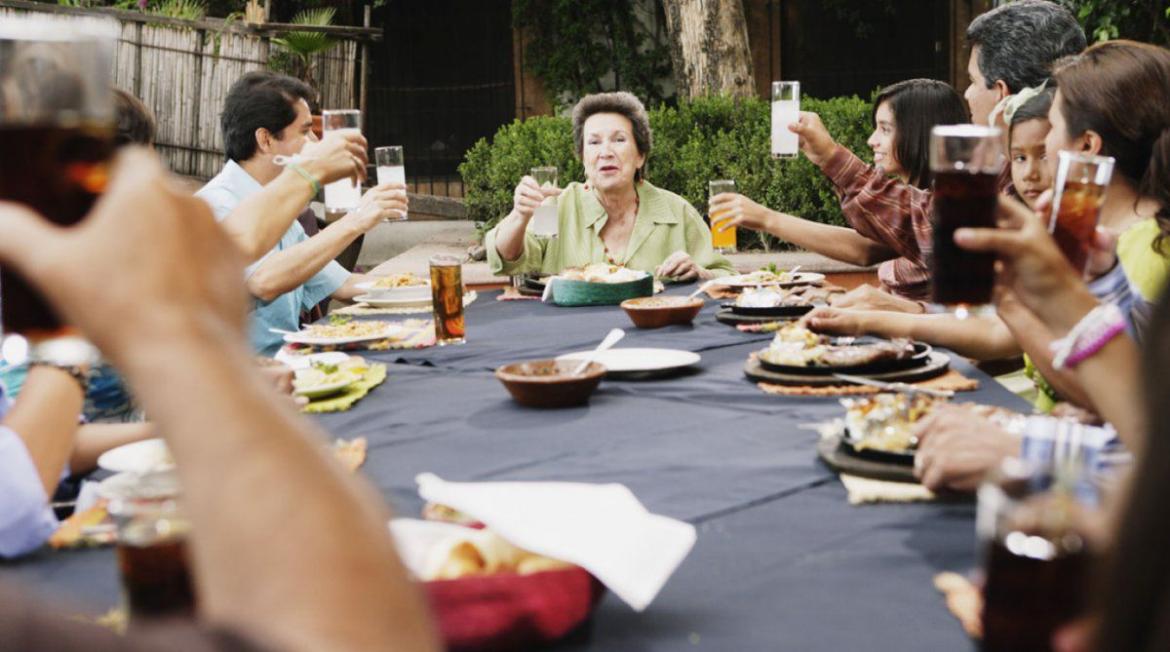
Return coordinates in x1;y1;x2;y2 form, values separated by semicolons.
1;284;1028;650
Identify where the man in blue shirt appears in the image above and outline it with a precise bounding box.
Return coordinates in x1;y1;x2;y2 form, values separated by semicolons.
196;72;406;355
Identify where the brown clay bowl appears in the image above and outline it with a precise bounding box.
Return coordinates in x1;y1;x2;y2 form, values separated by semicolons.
620;296;704;329
494;359;606;408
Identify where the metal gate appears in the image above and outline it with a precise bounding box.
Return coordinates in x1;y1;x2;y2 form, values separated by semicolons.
366;0;516;197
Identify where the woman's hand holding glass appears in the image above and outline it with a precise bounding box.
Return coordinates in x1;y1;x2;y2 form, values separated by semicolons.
788;111;838;167
955;193;1101;334
708;192;776;234
510;175;562;223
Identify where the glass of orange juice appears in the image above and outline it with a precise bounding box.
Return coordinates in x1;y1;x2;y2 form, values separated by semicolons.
709;179;737;253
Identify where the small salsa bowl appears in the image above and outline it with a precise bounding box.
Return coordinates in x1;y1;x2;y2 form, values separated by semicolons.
494;359;606;408
620;296;704;329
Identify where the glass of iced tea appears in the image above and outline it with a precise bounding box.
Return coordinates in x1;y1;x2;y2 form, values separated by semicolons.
1049;151;1114;275
977;458;1100;652
709;179;737;254
429;254;466;345
928;125;1004;317
107;471;197;624
0;17;117;365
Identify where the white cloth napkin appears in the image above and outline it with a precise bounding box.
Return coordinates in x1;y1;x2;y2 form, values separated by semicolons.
412;473;696;611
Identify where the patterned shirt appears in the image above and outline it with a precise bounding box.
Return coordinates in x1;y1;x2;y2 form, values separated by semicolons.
818;145;1012;302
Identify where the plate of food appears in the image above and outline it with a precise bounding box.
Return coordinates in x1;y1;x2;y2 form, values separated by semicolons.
717;265;826;289
550;263;654;306
556;347;700;379
756;325;931;376
723;285;842;318
355;272;431;300
838;393;941;465
98;438;174;474
354;293;432;309
293;363;363;399
282;318;404;346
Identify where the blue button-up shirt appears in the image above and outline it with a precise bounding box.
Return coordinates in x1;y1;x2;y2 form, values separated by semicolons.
196;160;349;355
0;381;59;558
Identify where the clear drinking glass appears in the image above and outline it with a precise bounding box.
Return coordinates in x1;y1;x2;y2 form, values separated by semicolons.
709;179;737;253
0;16;117;367
429;254;466;345
322;109;363;215
1049;151;1114;275
529;166;559;237
375;146;407;221
771;81;801;159
977;458;1100;652
107;471;197;623
928;124;1004;318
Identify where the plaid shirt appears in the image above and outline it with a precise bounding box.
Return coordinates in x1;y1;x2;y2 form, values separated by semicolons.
819;145;1013;302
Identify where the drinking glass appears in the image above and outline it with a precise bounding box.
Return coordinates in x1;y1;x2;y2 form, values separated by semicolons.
709;179;737;253
771;81;800;159
529;166;559;237
322;109;362;215
429;254;466;345
977;458;1100;652
928;125;1004;317
375;146;407;221
0;16;117;366
108;471;197;623
1049;151;1114;275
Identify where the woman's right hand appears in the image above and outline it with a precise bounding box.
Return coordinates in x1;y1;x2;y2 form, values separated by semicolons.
511;175;560;222
789;111;837;167
299;130;369;186
708;193;776;233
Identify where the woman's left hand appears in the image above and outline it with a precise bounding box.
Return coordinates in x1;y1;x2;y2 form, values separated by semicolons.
655;250;709;282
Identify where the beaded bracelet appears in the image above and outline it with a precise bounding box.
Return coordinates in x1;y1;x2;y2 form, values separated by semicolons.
287;162;322;196
27;360;89;393
1049;303;1126;370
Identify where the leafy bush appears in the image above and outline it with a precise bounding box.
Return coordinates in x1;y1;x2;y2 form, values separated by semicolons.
459;94;874;251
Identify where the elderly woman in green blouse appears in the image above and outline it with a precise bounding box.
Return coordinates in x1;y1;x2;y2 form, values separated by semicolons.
486;92;734;281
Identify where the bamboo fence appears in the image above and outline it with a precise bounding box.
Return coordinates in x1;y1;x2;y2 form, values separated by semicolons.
1;0;375;179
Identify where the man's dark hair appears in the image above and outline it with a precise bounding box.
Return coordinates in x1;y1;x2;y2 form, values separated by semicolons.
113;88;156;148
872;79;970;189
220;71;315;163
966;0;1086;93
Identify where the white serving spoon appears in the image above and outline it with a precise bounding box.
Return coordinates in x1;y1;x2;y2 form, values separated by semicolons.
572;328;625;375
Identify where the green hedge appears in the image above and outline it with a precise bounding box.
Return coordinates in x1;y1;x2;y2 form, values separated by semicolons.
459;94;874;251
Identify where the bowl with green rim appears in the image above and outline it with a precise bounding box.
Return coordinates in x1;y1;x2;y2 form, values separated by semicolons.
551;274;653;306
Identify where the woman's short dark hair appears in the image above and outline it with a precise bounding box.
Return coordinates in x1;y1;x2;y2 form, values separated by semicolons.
872;79;970;189
966;0;1086;93
571;92;653;182
112;88;156;148
221;71;315;163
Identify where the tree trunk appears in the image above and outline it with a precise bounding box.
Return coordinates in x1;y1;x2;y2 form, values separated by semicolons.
661;0;756;99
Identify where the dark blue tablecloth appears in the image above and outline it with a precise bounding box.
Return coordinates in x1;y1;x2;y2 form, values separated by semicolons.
1;287;1025;650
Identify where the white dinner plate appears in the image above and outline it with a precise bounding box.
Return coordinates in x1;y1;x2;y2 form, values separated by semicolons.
354;283;431;302
718;272;826;288
354;293;432;309
282;323;404;346
556;348;701;378
97;438;173;474
274;351;351;371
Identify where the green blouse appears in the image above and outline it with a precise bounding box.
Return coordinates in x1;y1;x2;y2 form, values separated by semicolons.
485;180;734;278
